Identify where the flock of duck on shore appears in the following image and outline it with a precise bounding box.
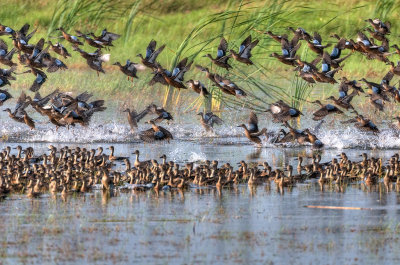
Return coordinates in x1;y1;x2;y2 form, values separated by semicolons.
0;144;399;198
0;19;400;146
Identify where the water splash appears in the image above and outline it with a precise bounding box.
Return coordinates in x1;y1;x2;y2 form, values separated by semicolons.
2;114;400;150
188;152;207;162
319;126;400;149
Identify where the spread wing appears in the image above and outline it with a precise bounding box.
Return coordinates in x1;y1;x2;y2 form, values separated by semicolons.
217;37;228;59
248;111;259;133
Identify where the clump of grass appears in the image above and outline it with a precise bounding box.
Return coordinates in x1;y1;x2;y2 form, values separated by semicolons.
374;0;397;21
47;0;139;36
163;0;295;110
123;0;142;46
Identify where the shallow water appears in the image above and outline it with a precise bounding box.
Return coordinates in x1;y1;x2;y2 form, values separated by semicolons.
3;183;400;265
1;141;400;264
0;103;399;150
0;92;399;264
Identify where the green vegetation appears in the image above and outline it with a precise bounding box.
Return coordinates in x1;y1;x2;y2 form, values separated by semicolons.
0;0;399;116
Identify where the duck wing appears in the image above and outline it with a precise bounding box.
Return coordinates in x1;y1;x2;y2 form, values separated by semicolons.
205;112;223;126
210;114;223;126
248;111;259;133
30;38;45;60
171;57;188;78
341;117;357;124
382;70;394;85
250;128;266;137
149;72;168;86
276;132;294;143
149;44;165;63
146;40;157;59
290;34;300;49
338;79;349;93
241;39;259;59
217;37;228;59
0;89;12;103
0;39;8;52
175;61;192;81
140;127;173;142
25;28;37;42
310;55;322;66
126;62;138;72
87;58;105;73
290;42;301;58
384;21;391;31
102;31;120;42
47;57;68;73
195;65;208;72
15;93;30;115
88;100;104;108
14;92;27;113
23;113;35;129
157;126;173;140
18;23;30;37
36;89;59;106
76;91;93;102
127;109;138;129
139;128;156;142
313;32;322;44
238;35;252;55
312;107;329;120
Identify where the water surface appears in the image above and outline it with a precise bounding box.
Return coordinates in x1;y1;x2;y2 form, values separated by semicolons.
1;142;400;264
